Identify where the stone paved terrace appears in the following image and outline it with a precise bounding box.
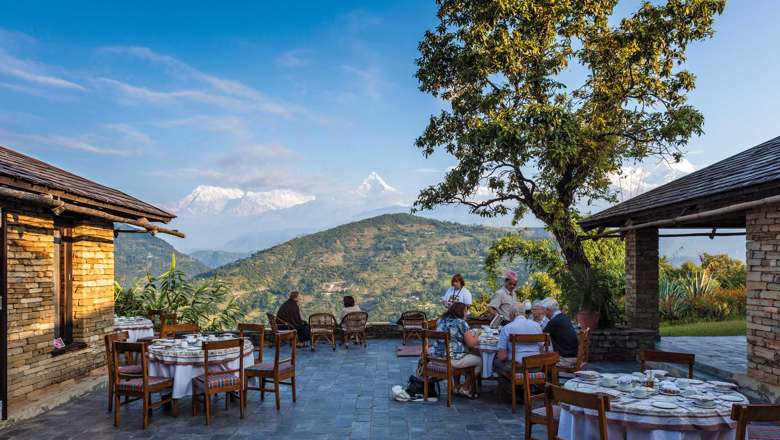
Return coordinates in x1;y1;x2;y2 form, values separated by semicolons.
0;339;648;440
658;336;747;380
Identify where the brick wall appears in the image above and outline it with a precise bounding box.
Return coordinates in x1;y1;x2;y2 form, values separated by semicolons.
588;328;656;361
624;228;660;334
746;205;780;386
4;206;114;400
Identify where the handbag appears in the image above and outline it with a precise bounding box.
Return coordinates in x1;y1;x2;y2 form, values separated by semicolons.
405;375;439;398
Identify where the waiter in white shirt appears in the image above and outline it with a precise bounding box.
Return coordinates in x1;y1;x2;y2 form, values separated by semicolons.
441;273;472;310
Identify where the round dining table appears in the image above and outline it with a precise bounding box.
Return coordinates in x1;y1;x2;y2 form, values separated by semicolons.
113;316;155;342
147;337;255;399
476;332;500;379
560;374;746;440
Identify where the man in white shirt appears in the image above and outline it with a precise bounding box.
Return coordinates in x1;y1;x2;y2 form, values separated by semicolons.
488;270;518;320
492;303;543;376
440;273;472;309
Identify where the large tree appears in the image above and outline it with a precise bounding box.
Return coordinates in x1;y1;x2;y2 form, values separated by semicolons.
413;0;725;317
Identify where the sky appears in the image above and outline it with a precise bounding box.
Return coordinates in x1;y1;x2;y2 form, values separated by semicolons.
1;1;780;234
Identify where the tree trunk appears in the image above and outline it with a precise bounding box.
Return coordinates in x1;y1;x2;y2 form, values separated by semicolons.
548;219;597;311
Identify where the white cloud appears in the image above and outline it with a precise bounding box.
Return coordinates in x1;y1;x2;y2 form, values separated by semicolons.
341;65;384;100
104;123;153;147
4;132;132;156
276;49;311;68
665;158;696;174
414;168;443;173
609;158;699;201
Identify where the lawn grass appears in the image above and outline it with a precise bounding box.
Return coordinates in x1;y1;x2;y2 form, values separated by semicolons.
660;318;746;337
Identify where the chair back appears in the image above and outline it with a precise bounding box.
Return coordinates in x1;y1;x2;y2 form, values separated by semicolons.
575;328;591;370
238;323;265;364
400;310;427;327
342;311;368;332
508;333;549;379
273;330;297;373
266;313;279;332
639;349;695;378
422;329;451;366
160;322;199;339
731;404;780;440
425;319;439;330
160;312;177;327
546;384;610;440
104;331;129;375
112;341;148;390
147;309;162;330
202;338;244;389
522;352;560;390
309;313;337;331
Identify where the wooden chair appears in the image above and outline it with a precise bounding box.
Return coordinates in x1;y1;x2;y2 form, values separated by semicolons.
639;349;695;378
399;310;427;345
731;404;780;440
238;323;264;365
425;318;439;330
521;352;560;440
341;311;369;348
191;338;245;425
309;313;337;351
112;341;176;429
420;329;477;407
245;330;297;411
545;383;610;440
266;313;295;347
160;322;200;339
500;334;551;413
104;331;141;412
557;328;591;375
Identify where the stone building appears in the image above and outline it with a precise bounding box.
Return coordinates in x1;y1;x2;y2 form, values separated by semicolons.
0;146;180;420
581;135;780;402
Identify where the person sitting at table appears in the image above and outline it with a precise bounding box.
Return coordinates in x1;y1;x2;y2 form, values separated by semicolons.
541;297;578;358
339;295;362;325
487;270;518;320
435;302;481;398
276;290;311;347
531;300;549;328
440;273;472;310
492;303;543;376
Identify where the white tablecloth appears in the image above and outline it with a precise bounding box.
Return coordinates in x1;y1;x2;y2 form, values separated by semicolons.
477;342;498;379
147;339;255;399
113;317;155;342
560;376;743;440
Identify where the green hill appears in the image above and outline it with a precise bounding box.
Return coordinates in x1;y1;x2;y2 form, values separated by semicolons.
114;231;210;285
201;213;543;322
190;249;250;268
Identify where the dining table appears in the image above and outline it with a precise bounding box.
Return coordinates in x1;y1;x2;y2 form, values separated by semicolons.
559;372;746;440
113;316;155;342
475;328;500;379
146;335;255;399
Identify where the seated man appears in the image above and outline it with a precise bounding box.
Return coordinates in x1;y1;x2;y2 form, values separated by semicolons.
276;290;311;347
541;297;578;358
492;303;543;376
488;270;518;320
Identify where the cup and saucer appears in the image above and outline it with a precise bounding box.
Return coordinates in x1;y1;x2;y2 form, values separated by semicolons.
689;394;717;408
631;387;654;399
599;377;618;388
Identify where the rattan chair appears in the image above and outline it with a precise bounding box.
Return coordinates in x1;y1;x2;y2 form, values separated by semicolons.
731;403;780;440
245;330;297;411
640;349;695;378
341;311;368;348
399;310;427;345
420;329;477;407
112;341;176;429
545;384;609;440
192;338;245;425
557;328;591;376
238;323;265;364
522;352;560;439
309;313;337;351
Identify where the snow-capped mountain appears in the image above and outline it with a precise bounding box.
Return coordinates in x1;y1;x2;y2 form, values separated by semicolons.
174;185;314;216
354;171;398;197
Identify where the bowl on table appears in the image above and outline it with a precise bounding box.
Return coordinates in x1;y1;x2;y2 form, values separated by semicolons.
659;380;681;395
689;394;717;408
575;371;601;382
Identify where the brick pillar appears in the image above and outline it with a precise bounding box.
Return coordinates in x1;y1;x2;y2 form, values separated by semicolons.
624;228;659;334
746;205;780;386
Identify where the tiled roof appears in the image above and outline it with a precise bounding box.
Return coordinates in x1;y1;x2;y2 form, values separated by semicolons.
0;145;174;222
581;136;780;229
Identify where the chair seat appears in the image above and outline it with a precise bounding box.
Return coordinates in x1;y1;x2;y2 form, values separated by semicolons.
749;425;780;440
193;372;241;389
246;361;294;375
515;371;547;382
312;328;333;334
117;376;172;393
403;324;424;329
118;364;143;375
531;404;560;420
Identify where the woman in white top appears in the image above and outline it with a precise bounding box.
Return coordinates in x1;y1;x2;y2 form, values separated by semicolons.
441;273;472;309
339;295;362;323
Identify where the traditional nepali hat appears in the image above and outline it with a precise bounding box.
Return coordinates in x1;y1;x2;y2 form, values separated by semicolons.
505;270;518;283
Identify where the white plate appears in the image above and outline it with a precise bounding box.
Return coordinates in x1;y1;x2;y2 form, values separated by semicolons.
651;401;678;410
646;369;668;377
719;394;744;402
708;380;737;389
692;401;717;409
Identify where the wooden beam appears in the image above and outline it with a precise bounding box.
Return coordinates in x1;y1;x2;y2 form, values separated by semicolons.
0;186;185;238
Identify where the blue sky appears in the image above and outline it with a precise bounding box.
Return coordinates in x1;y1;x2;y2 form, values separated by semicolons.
1;1;780;225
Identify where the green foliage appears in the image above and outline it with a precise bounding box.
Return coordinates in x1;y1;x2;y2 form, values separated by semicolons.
114;230;210;285
114;254;242;331
700;253;746;289
412;0;725;313
519;272;562;302
660;318;746;337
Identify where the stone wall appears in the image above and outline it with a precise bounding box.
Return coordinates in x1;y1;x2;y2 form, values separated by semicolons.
4;206;114;401
588;328;656;362
745;205;780;387
624;228;660;334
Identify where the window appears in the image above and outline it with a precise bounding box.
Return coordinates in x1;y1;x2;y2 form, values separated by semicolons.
53;225;73;345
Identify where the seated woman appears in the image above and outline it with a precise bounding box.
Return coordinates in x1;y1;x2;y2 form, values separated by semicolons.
435;302;481;398
339;295;362;327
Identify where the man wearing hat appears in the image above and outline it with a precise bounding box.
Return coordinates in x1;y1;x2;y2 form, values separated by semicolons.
488;270;519;321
